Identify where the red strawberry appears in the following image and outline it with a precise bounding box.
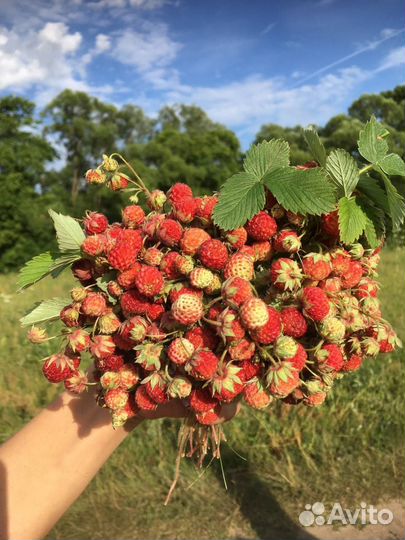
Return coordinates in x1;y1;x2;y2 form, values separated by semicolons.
281;307;308;338
302;287;330;321
189;389;218;413
186;350;219;380
246;211;277;241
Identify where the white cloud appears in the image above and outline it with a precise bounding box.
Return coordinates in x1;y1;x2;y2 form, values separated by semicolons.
377;46;405;71
39;22;82;53
88;0;169;9
112;25;182;72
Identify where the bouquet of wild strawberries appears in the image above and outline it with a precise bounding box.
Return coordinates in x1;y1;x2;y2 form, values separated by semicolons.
20;117;403;490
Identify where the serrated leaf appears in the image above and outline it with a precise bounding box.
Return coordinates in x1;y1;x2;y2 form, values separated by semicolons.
243;139;290;178
20;297;70;326
358;116;389;164
357;175;390;214
363;217;379;248
379;171;405;232
213;172;266;230
303;126;326;167
18;252;80;290
326;149;359;197
379;153;405;176
263;167;336;216
357;196;386;243
18;252;55;289
49;209;85;252
338;196;367;244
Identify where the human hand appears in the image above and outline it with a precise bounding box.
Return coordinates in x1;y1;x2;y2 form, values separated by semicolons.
138;397;241;423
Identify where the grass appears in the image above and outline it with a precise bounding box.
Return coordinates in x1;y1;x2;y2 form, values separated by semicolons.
0;249;404;539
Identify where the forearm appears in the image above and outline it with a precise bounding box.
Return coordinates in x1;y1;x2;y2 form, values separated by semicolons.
0;391;141;540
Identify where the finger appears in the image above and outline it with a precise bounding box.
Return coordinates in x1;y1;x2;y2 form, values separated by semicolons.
216;400;241;423
139;399;189;420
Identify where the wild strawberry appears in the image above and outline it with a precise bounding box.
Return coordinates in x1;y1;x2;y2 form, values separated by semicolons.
195;408;222;425
104;388;129;410
302;287;330;321
158;219;183;247
168;283;202;303
42;353;76;383
180;228;210;256
195;195;218;223
64;370;88;394
86;168;106;184
143;247;164;267
67;329;90;353
120;289;149;317
27;326;48;344
211;363;243;402
135;266;164;297
199;239;228;271
302;253;332;281
147;189;167;210
117;263;142;289
189;389;218;413
90;335;115;359
228;338;256;361
360;297;381;318
167;376;192;398
246;211;277;241
160;251;181;279
172;293;204;325
315;343;344;371
135;342;163;371
240;298;269;329
175;255;194;275
146;323;166;341
72;258;95;284
122;205;145;228
349;243;365;259
98;311;121;334
266;362;300;398
171;197;197;223
84;211;108;234
60;304;81;328
304;391;327;407
186;350;219;380
189;267;214;289
142;212;165;239
167;337;195;365
319;277;342;294
222;277;253;307
142;371;168;404
107;281;123;298
82;292;107;317
225;228;247;249
100;371;121;390
270;258;303;291
239;358;262;381
274;336;299;359
330;248;351;275
289;343;307;371
274;230;301;253
167;183;193;205
119;364;139;390
185;326;219;350
95;354;124;373
319;317;346;343
321;210;339;237
341;354;363;372
205;273;222;295
135;385;158;411
238;245;256;259
70;287;87;302
224;253;254;280
244;379;272;409
340;307;367;334
355;278;379;299
108;242;138;271
250;306;282;344
341;261;363;289
217;308;245;342
281;307;308;338
81;234;105;257
361;337;380;357
252;241;272;262
110;174;129;191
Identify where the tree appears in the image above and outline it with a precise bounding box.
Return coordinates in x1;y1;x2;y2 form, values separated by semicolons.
254;124;312;164
0;97;57;271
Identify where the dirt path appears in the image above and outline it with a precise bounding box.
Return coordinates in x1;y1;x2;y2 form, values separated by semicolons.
300;499;404;540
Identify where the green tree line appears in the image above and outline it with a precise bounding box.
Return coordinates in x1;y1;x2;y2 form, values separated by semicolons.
0;86;404;272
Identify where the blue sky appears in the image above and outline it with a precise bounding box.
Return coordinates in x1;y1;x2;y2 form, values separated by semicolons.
0;0;404;147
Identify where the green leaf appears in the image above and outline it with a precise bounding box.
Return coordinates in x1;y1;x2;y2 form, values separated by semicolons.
18;252;55;290
18;252;79;290
263;167;336;216
338;196;367;244
379;153;405;177
213;172;266;230
379;171;405;232
303;126;327;167
96;273;117;304
243;139;290;179
326;149;359;197
358;116;389;164
357;175;390;214
49;209;85;252
357;196;385;242
20;297;70;326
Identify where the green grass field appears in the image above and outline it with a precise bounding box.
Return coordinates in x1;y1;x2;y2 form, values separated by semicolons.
0;249;404;540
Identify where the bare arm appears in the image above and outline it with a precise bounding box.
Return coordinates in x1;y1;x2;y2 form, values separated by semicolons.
0;390;238;540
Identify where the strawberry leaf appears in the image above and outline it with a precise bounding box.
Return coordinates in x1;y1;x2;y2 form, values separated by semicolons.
338;196;367;244
326;149;359;197
20;297;70;326
303;126;327;167
378;170;405;232
243;139;290;179
213;172;266;230
49;209;85;253
379;153;405;177
18;251;80;290
358;116;389;164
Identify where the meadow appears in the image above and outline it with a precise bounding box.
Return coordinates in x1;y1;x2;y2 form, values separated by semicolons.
0;248;404;540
